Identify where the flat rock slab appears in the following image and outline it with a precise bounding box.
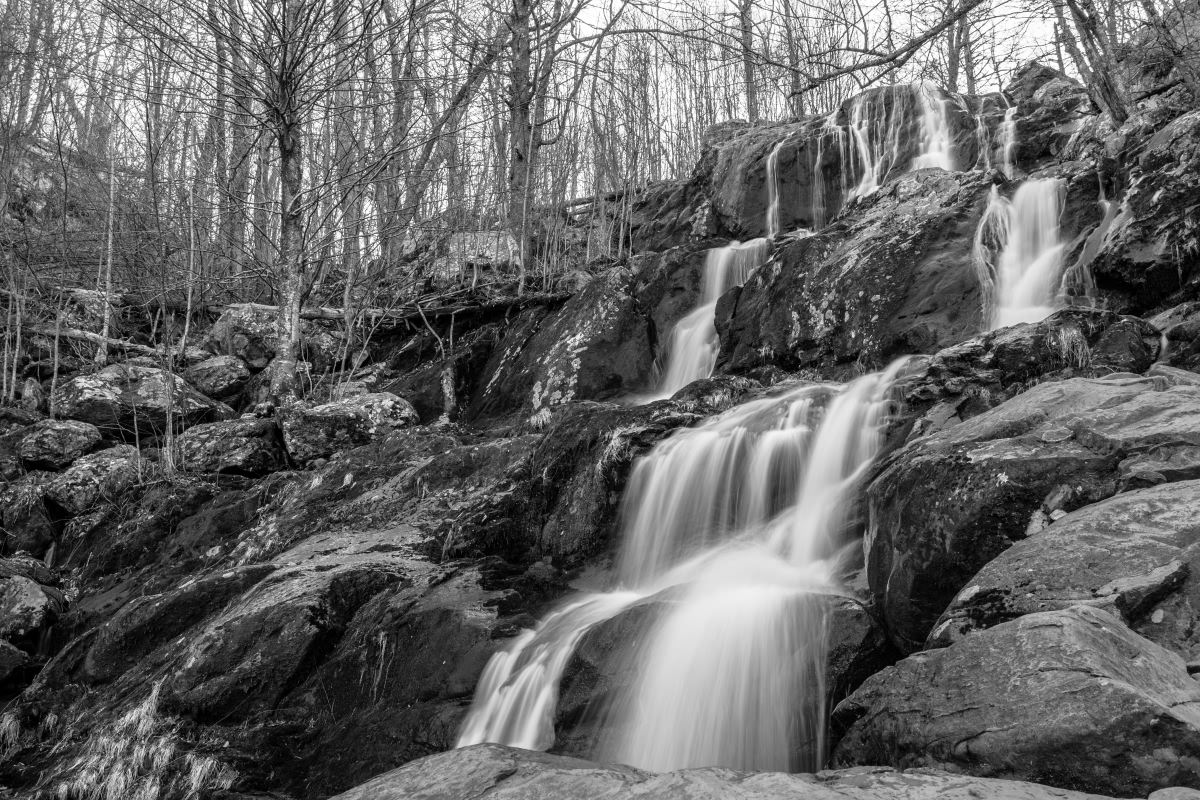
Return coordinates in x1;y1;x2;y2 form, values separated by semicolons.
329;743;1127;800
930;478;1200;653
833;606;1200;797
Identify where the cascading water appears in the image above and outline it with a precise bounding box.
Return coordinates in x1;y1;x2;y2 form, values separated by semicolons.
652;239;770;398
999;104;1018;178
974;178;1069;329
457;363;907;771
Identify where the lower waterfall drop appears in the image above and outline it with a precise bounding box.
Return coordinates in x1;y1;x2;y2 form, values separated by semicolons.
652;239;770;398
974;177;1067;329
456;362;908;772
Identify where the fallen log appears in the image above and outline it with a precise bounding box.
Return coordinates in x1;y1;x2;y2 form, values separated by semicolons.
24;324;159;356
220;292;571;327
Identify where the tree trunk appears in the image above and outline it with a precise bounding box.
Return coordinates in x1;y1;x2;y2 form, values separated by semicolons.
739;0;759;123
271;119;304;398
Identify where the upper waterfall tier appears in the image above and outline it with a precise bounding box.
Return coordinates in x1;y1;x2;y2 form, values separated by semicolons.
702;84;1016;239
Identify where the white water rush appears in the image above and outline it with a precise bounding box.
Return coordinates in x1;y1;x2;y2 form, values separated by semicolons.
651;238;770;398
457;363;907;772
974;178;1069;329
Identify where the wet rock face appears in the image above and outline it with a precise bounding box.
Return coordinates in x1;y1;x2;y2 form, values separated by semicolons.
1004;63;1091;170
1094;111;1200;308
630;240;716;356
930;479;1200;654
52;364;233;439
280;392;419;464
17;419;101;470
832;606;1200;797
468;268;655;418
330;742;1127;800
868;375;1200;652
719;171;992;376
178;418;287;476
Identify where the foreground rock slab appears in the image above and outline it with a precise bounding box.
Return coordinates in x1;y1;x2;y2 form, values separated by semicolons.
330;743;1127;800
833;606;1200;796
929;479;1200;653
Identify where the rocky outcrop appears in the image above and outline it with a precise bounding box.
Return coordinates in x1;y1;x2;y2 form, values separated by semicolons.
468;268;655;418
183;354;251;399
832;606;1200;796
718;171;992;376
52;364;233;438
280;392;419;464
929;479;1200;654
202;303;344;372
868;374;1200;652
330;743;1127;800
178;418;286;476
17;419;101;470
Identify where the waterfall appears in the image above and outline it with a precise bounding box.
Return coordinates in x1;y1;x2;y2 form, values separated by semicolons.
912;82;954;172
999;104;1018;178
457;363;907;771
765;140;785;239
974;178;1069;330
652;239;771;399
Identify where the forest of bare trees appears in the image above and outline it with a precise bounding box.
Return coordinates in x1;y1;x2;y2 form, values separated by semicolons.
1;0;1195;399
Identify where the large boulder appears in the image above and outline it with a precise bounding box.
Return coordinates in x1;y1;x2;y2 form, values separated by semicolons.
718;170;993;376
868;375;1200;652
467;268;655;419
182;355;251;399
0;475;57;556
18;419;101;470
832;606;1200;796
329;742;1126;800
52;364;233;438
930;479;1200;654
280;392;419;464
43;445;141;517
900;309;1160;439
178;418;286;476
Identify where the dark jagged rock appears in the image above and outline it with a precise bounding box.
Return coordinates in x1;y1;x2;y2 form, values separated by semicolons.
1093;110;1200;309
868;375;1200;652
832;606;1200;796
467;268;655;419
329;742;1126;800
17;419;101;470
51;363;234;439
280;392;419;464
929;479;1200;654
1003;63;1091;170
178;418;287;476
0;475;57;556
184;354;252;399
382;324;502;422
630;240;717;357
719;171;992;376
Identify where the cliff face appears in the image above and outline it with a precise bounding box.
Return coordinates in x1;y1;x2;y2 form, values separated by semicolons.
4;60;1200;800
